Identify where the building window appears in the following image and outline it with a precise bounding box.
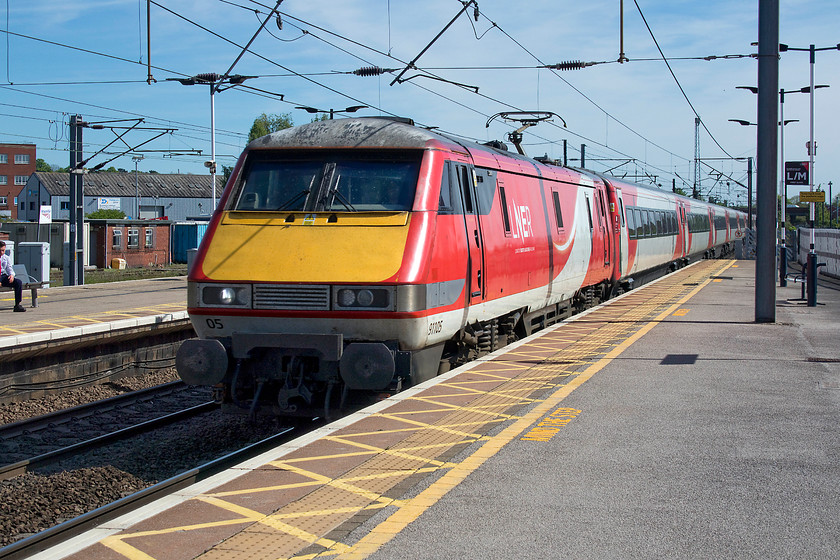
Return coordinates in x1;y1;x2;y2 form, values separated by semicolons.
0;154;7;164
14;154;29;165
60;201;69;210
15;176;28;185
127;228;139;248
0;197;6;206
145;228;154;248
112;228;122;248
29;201;35;210
0;176;6;185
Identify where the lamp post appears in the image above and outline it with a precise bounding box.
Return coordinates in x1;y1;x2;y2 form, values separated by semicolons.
132;155;144;220
295;105;368;119
779;43;839;305
167;73;256;212
736;83;828;287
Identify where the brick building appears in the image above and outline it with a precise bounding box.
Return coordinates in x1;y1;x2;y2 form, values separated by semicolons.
88;220;173;269
0;143;36;220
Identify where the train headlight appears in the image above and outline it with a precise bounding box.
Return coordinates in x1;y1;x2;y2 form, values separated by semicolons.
199;284;252;308
219;288;236;305
356;289;375;307
338;289;356;307
333;287;394;310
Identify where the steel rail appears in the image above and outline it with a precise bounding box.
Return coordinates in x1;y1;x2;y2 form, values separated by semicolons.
0;381;187;440
0;401;217;480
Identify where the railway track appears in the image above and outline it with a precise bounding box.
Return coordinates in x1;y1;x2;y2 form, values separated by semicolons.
0;380;322;557
0;426;299;560
0;381;214;480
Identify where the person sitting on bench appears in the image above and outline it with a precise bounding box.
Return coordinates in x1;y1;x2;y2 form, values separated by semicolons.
0;241;25;312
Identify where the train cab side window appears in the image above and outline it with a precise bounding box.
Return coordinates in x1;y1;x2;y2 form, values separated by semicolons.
551;191;564;230
440;162;464;215
438;164;454;213
585;196;593;230
457;165;475;214
618;198;626;227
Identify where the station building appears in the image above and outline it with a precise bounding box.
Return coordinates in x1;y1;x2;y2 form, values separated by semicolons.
18;171;222;222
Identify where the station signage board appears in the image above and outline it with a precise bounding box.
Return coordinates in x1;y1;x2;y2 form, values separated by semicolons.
97;197;120;210
799;191;825;203
785;161;809;186
39;206;52;224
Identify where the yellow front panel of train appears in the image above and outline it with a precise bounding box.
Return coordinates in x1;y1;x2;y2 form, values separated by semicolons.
200;212;411;283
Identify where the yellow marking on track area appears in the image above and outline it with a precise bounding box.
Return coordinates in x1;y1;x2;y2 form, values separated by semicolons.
673;308;690;316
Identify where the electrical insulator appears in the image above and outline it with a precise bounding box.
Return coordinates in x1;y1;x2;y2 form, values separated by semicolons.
353;66;388;77
806;140;817;156
545;61;587;71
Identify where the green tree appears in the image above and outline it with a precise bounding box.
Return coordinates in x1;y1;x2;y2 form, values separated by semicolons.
221;164;234;185
86;209;126;219
36;158;52;172
248;112;294;142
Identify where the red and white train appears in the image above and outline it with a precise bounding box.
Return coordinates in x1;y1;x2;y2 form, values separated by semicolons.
176;117;746;417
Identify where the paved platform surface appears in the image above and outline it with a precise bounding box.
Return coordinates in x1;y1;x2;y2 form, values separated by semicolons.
370;261;840;560
29;260;840;560
0;276;188;347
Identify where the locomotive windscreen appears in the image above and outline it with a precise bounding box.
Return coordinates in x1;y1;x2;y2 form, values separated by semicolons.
231;150;421;212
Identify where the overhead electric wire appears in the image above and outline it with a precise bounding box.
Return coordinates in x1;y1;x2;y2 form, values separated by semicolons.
630;0;736;160
473;1;741;185
0;28;190;81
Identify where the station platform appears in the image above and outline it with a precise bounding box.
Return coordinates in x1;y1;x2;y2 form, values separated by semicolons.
0;276;188;345
31;259;840;559
0;277;190;403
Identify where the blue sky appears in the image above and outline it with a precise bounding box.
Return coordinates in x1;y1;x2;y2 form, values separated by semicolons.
2;0;839;206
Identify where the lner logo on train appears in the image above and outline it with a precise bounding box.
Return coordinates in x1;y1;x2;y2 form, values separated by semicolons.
511;199;533;240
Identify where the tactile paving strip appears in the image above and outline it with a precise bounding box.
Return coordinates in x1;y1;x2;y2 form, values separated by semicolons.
73;260;734;560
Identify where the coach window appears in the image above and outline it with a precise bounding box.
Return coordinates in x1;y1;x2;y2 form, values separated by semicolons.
626;206;636;239
499;185;512;234
642;210;651;237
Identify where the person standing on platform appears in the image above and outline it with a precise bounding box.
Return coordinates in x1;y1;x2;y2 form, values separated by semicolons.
0;241;25;312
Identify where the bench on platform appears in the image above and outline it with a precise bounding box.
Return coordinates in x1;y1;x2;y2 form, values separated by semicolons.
0;264;44;307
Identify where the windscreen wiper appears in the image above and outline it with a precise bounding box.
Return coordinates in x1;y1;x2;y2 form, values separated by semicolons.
277;189;310;211
327;187;356;211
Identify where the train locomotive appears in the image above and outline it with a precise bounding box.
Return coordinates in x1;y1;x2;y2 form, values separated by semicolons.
176;117;746;417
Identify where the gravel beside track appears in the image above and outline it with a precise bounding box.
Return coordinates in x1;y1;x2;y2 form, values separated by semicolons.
0;369;181;425
0;369;293;548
